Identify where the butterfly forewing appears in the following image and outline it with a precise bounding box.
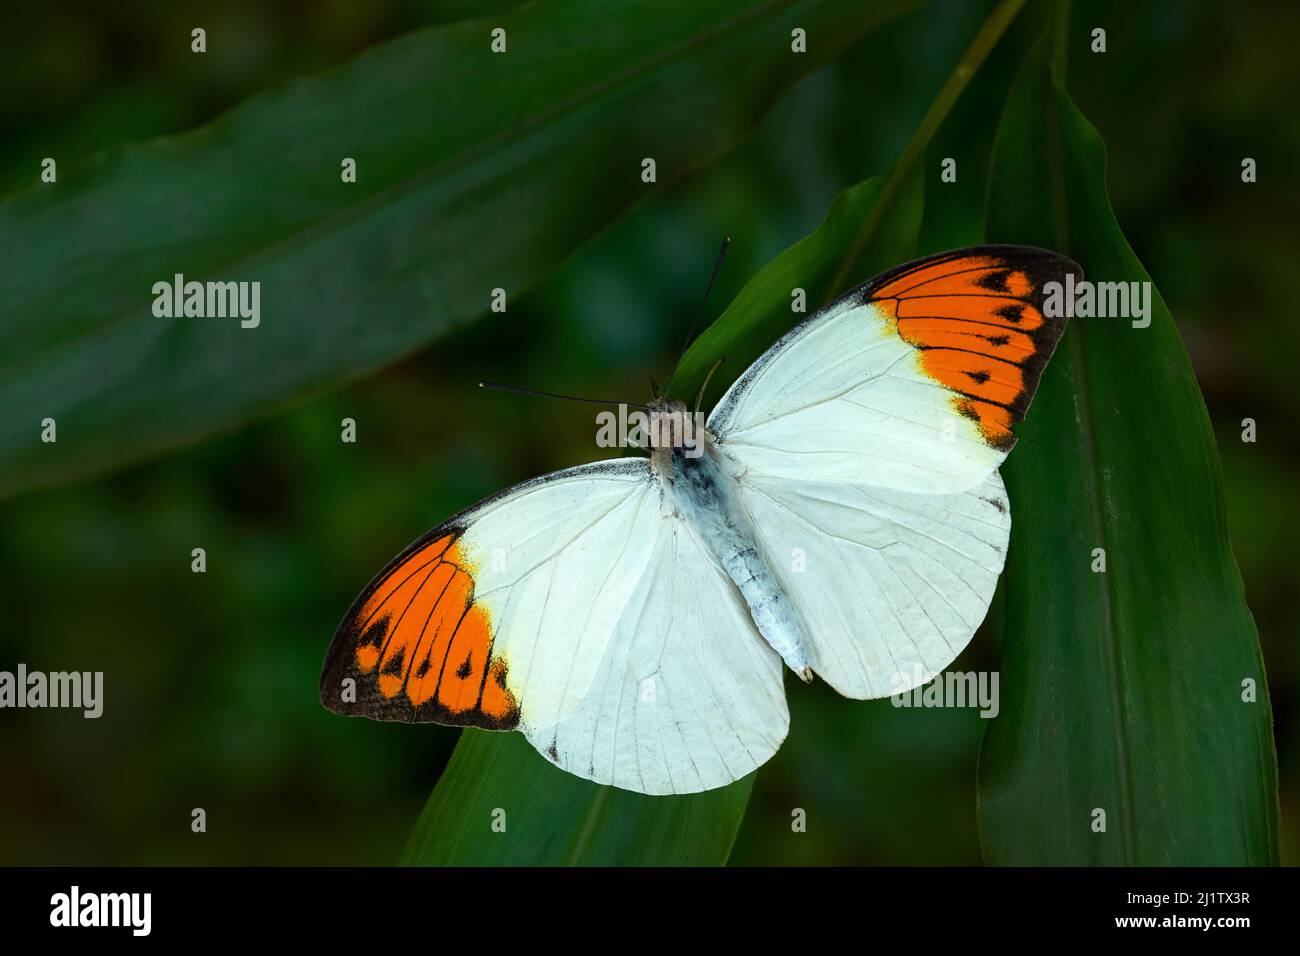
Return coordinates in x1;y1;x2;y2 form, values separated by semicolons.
709;245;1079;494
320;459;659;731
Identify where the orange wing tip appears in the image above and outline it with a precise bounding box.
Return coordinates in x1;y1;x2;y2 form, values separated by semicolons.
867;248;1077;449
321;528;521;731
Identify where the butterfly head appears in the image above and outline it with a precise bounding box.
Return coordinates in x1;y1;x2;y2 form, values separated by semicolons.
647;396;690;441
647;394;687;418
646;396;709;464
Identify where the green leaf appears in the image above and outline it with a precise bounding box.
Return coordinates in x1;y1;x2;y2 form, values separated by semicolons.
976;48;1279;865
403;732;753;865
0;0;915;501
670;171;923;406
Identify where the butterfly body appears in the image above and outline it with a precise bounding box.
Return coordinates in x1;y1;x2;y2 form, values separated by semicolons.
322;246;1079;795
654;423;814;681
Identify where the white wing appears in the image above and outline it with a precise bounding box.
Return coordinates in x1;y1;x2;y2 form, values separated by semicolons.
528;517;788;795
321;458;662;732
321;457;788;795
736;467;1011;698
708;247;1075;495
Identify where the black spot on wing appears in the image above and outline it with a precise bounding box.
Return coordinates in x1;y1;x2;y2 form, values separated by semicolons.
381;648;405;677
977;269;1013;292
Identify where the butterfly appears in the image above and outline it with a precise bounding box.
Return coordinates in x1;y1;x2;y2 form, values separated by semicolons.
320;245;1079;795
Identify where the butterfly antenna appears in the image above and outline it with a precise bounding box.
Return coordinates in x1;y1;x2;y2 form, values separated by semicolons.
663;237;730;393
480;381;648;410
694;357;725;416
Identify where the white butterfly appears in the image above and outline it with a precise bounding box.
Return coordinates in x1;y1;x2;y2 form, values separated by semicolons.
320;246;1077;795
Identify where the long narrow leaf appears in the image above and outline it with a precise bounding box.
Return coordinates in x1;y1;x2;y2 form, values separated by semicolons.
0;0;914;500
402;732;753;866
976;48;1279;865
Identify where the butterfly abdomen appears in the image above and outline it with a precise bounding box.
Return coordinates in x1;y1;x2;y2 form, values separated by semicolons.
658;440;813;682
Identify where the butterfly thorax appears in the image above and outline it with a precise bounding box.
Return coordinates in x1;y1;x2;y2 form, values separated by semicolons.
651;424;814;682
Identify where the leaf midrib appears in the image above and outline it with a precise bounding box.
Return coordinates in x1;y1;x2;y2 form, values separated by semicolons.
1052;89;1137;864
567;786;611;865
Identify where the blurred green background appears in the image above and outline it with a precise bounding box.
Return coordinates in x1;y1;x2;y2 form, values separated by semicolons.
1;0;1295;864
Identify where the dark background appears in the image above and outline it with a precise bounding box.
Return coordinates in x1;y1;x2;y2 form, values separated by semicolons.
1;0;1295;864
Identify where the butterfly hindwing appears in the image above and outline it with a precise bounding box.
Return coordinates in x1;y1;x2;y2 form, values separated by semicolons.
528;517;788;795
736;468;1011;699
